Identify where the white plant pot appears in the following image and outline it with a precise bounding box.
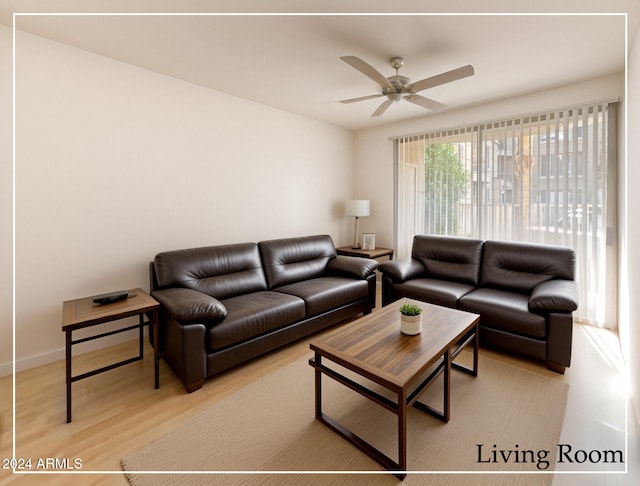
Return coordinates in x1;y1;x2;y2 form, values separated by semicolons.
400;314;422;335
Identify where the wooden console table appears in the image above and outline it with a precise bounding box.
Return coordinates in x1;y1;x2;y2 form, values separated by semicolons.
61;288;159;423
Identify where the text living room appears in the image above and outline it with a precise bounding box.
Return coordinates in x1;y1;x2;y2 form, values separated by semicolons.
2;3;640;485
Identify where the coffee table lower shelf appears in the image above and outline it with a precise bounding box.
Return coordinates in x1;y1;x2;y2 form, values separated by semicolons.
308;306;478;479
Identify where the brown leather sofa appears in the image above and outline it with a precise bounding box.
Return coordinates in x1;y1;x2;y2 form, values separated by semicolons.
378;235;578;373
150;234;378;392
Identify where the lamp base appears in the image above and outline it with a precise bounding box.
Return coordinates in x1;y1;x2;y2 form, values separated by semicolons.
352;216;361;249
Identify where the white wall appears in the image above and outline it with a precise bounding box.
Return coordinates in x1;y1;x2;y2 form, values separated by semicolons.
353;73;625;252
2;27;356;374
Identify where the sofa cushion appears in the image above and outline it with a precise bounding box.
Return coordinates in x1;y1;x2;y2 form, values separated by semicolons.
480;240;575;294
154;243;267;299
459;288;546;339
259;235;337;289
391;278;476;308
411;235;484;286
207;291;305;351
274;277;369;317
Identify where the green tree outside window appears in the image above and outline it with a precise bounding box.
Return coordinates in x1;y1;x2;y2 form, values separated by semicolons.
424;143;468;235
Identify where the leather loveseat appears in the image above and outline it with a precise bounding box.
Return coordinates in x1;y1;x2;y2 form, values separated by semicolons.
378;235;578;373
150;234;378;392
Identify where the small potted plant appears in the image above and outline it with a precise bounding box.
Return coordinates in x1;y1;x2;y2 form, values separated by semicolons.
399;303;423;335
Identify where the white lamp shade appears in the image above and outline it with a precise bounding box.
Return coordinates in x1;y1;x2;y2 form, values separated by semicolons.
345;200;370;217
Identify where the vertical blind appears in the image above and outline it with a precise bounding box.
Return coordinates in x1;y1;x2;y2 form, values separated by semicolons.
394;102;617;327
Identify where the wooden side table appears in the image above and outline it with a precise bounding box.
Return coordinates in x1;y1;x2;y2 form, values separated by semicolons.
335;246;394;260
61;288;159;423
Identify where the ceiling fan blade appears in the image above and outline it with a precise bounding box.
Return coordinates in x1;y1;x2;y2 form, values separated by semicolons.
339;93;384;104
340;56;395;91
407;64;475;93
404;94;447;111
371;99;393;117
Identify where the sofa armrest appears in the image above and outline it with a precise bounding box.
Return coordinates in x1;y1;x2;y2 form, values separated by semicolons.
326;255;378;279
378;259;426;283
151;288;227;323
529;279;578;313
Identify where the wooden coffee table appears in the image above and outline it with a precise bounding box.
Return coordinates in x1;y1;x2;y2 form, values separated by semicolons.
309;298;479;476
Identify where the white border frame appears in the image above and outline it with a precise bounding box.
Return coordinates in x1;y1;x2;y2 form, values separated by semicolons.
10;9;630;481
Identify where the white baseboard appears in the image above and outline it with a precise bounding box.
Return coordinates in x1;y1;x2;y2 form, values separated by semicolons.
0;360;12;377
0;329;147;377
0;347;64;377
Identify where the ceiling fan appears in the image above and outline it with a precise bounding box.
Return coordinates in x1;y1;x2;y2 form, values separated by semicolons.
339;56;474;117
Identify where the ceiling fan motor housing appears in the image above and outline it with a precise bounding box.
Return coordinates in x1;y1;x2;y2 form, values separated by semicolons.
384;74;410;102
385;57;410;102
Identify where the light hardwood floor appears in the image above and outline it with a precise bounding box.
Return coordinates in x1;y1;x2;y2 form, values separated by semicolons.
1;294;638;485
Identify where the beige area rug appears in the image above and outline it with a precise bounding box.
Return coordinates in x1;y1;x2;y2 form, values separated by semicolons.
122;353;568;486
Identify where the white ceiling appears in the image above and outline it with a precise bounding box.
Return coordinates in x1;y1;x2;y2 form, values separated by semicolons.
1;1;635;131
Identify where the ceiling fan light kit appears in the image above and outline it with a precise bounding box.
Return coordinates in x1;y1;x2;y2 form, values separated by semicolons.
340;55;474;117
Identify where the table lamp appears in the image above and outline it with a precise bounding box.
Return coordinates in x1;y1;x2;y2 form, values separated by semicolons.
345;200;370;249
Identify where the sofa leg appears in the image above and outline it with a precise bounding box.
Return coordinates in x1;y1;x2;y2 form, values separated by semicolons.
546;362;566;374
184;379;204;393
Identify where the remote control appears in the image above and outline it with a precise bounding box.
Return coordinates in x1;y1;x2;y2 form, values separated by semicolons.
93;290;129;304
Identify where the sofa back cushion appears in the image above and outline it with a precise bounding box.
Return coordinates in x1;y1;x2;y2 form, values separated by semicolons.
259;235;337;289
153;243;267;300
411;235;484;286
480;240;575;294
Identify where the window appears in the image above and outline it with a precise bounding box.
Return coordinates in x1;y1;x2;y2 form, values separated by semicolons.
394;102;618;327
